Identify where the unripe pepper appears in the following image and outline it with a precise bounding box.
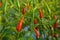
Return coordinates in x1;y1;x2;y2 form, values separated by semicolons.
34;28;39;38
0;2;2;7
39;10;43;19
54;15;56;20
34;18;37;24
22;7;25;15
16;16;24;32
54;21;58;29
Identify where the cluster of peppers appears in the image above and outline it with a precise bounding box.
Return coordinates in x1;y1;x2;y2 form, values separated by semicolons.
0;2;58;38
16;6;58;39
0;1;58;40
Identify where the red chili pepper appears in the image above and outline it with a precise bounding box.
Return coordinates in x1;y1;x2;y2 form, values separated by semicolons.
39;10;43;19
54;21;58;29
35;26;38;30
54;15;56;20
16;16;24;32
0;2;2;7
34;18;37;24
22;7;25;15
34;28;39;38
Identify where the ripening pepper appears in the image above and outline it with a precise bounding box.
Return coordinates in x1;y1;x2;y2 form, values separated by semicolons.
54;21;58;29
34;28;39;38
22;7;25;15
39;10;43;19
54;15;56;20
16;16;24;32
0;2;2;7
34;18;37;24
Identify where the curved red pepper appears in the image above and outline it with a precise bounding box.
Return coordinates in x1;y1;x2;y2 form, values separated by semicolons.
16;17;24;32
34;28;39;38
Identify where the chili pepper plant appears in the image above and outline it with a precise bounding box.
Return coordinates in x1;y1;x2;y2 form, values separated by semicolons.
0;0;60;40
